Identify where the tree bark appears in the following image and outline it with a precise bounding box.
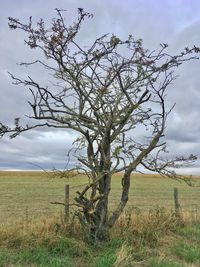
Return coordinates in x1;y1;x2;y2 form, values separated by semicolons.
108;170;132;228
91;171;111;242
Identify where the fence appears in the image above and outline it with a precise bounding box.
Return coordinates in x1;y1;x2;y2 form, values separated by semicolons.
1;183;200;223
50;185;185;222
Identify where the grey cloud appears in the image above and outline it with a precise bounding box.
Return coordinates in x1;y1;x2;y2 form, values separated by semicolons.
0;129;78;170
166;111;200;143
1;0;200;173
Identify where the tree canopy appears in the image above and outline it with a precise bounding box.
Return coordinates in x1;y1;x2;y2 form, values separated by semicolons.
0;9;199;242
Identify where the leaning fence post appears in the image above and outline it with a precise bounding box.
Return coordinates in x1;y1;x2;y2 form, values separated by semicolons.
173;187;181;217
64;184;70;223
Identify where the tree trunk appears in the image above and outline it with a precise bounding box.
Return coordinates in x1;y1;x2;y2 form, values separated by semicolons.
93;198;109;242
108;170;132;228
89;133;111;243
92;172;111;243
90;170;132;242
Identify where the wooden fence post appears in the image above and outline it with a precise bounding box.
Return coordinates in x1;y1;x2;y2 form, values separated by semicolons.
174;187;181;217
64;184;70;223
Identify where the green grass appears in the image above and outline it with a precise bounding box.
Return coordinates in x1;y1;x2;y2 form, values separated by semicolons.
172;241;200;263
0;246;74;267
148;258;185;267
0;234;92;267
177;224;200;243
0;216;200;266
95;239;120;267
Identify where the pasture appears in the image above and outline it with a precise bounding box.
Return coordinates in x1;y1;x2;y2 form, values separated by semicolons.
0;171;200;221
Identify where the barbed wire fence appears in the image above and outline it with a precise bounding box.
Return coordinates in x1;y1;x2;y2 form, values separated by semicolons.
1;183;200;223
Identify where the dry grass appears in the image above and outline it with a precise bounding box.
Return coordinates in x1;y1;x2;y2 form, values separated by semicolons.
1;208;200;267
0;216;57;249
1;207;199;250
0;215;83;250
112;208;200;247
0;171;200;223
113;243;133;267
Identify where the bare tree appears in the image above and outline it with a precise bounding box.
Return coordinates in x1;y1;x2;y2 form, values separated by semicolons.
0;9;199;242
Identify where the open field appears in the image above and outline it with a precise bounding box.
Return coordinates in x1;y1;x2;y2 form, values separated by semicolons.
0;171;200;221
1;171;200;266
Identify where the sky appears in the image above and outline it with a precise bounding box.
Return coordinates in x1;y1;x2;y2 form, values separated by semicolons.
0;0;200;174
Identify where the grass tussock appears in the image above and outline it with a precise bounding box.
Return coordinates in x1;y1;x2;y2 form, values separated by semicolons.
0;209;200;266
113;243;133;267
0;215;83;250
112;208;180;247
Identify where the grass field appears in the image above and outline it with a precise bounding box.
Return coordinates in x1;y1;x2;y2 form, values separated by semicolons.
1;171;200;266
0;171;200;221
0;205;200;266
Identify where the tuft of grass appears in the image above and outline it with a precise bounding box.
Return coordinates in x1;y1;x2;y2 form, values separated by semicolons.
95;238;122;267
0;216;93;267
0;216;84;250
112;207;179;247
0;251;16;267
95;250;116;267
43;236;91;258
177;224;200;243
148;258;185;267
172;241;200;263
0;217;57;249
113;243;132;267
0;236;91;267
0;247;74;267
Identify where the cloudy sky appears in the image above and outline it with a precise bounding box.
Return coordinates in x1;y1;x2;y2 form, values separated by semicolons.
0;0;200;174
